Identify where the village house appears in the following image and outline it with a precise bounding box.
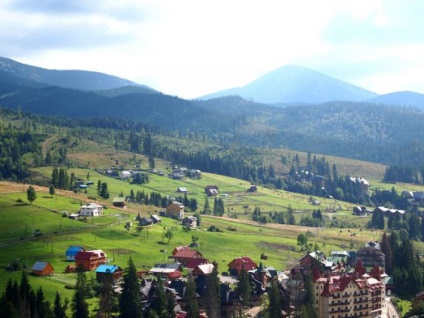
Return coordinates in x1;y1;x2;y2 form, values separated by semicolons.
182;216;197;228
75;249;107;271
149;263;182;280
150;214;161;224
166;201;185;219
139;216;153;226
186;258;210;273
80;202;104;217
65;245;85;261
298;250;326;274
192;263;215;276
205;185;219;196
228;256;258;276
172;246;190;256
173;248;203;266
32;261;54;276
120;170;132;179
95;264;124;282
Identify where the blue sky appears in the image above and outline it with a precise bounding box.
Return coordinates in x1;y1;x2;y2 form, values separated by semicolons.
1;0;423;98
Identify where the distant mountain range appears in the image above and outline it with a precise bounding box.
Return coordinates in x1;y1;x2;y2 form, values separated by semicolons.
2;56;424;168
0;56;154;92
200;64;424;108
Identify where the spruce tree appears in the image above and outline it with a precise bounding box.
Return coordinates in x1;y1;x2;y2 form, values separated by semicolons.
119;257;142;318
185;274;198;318
98;275;117;318
53;291;68;318
205;268;221;318
236;266;251;310
380;232;393;275
71;289;88;318
151;278;169;317
267;281;282;318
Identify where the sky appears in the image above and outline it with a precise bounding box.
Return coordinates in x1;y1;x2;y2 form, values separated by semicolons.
1;0;424;99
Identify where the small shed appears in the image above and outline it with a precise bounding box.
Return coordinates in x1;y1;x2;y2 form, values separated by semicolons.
182;216;197;228
113;197;126;208
139;217;153;226
32;261;54;276
177;187;188;193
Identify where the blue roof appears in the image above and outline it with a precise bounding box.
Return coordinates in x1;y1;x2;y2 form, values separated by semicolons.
32;261;49;271
66;246;84;256
95;265;120;273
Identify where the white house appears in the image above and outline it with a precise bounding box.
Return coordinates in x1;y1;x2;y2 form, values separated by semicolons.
120;170;132;179
80;203;104;217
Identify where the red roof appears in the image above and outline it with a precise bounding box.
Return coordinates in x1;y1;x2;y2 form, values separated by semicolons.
228;256;257;270
186;258;209;269
75;250;105;260
172;246;190;256
173;249;202;259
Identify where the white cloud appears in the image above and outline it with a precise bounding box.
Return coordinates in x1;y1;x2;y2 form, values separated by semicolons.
1;0;424;98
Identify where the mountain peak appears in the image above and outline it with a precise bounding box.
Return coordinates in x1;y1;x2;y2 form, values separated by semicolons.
200;64;377;104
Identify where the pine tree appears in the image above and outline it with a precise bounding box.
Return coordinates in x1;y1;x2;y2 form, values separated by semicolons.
98;275;117;318
151;278;169;317
202;197;211;215
185;274;199;318
53;291;68;318
236;266;251;310
205;268;221;318
380;232;393;275
267;280;281;318
119;257;142;318
49;185;55;197
71;289;88;318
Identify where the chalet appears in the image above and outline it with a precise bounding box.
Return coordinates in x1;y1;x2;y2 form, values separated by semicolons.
95;264;123;282
205;185;219;196
228;256;258;276
151;214;162;223
177;187;188;193
356;246;385;269
120;170;132;179
188;169;202;179
186;258;210;272
171;168;185;179
182;216;197;228
112;197;126;208
299;251;326;274
65;245;85;261
75;250;107;271
173;248;203;266
80;203;103;217
166;201;185;219
192;263;214;276
172;246;190;256
32;261;54;276
139;217;153;226
149;263;182;279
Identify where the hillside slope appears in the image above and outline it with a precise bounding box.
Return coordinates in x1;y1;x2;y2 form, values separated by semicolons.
0;56;143;91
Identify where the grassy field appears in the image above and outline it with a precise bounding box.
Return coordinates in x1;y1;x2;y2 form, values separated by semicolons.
0;179;384;306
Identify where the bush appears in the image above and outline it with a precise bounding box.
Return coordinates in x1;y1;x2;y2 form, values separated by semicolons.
208;225;222;232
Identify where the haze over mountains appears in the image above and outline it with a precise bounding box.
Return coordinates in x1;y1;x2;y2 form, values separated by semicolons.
2;56;424;169
1;56;424;107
